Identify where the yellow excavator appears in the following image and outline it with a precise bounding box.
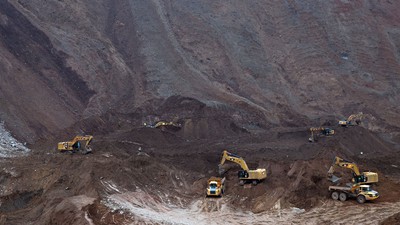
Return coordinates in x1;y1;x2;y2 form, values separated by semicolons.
218;150;267;185
338;112;368;127
57;135;93;154
145;121;182;131
154;121;181;128
309;127;335;142
327;156;378;184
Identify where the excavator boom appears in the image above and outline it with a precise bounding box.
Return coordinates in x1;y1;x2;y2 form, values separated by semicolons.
148;121;182;131
332;156;361;175
219;150;249;171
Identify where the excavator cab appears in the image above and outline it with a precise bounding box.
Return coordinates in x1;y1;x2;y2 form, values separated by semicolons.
353;175;367;184
238;170;249;178
321;128;334;135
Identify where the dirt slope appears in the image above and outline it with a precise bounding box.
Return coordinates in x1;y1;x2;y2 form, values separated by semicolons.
0;0;399;142
1;125;400;224
0;0;400;224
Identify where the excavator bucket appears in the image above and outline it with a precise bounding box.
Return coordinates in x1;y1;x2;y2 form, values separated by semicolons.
329;175;341;183
327;166;341;183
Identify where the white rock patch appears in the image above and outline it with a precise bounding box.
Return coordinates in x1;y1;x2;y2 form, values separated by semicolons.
0;122;30;158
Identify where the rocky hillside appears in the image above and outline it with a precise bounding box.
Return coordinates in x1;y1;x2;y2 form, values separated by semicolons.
0;0;400;144
1;1;400;224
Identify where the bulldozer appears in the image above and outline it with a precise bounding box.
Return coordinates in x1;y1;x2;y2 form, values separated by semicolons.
218;150;267;185
327;156;378;185
308;127;334;142
57;135;93;154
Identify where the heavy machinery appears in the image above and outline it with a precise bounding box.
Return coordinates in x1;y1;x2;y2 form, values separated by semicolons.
57;135;93;154
338;112;368;127
308;127;335;142
329;184;379;204
218;150;267;185
145;121;181;131
327;156;378;184
206;177;225;197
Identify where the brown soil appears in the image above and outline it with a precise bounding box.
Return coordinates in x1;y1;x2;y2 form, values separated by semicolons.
0;1;399;224
0;121;399;224
381;212;400;225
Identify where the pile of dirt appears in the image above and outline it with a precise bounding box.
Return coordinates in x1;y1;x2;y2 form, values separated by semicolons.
381;212;400;225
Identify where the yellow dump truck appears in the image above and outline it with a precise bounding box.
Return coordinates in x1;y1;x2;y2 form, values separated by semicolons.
329;184;379;204
206;177;225;197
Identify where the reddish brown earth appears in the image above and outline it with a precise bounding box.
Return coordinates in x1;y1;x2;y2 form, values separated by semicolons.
0;0;400;224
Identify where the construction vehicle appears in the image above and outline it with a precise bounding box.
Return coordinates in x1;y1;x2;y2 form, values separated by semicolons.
327;156;378;184
338;112;368;127
329;184;379;204
218;150;267;185
206;177;225;197
308;127;335;142
57;135;93;154
145;121;181;131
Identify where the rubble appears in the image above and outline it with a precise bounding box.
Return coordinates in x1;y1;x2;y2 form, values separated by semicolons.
0;122;30;158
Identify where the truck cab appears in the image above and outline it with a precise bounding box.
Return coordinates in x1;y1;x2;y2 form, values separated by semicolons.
206;177;225;197
357;185;379;202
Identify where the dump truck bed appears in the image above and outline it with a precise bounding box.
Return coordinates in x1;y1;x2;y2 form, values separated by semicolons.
329;186;351;191
207;177;225;186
